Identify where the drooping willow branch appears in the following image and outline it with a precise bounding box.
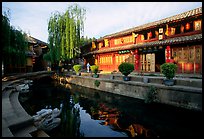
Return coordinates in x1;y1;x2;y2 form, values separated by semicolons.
46;4;86;64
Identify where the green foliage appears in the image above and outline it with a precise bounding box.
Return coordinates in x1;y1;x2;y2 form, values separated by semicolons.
47;4;86;64
160;63;177;79
80;36;96;46
118;62;134;76
145;86;158;104
73;64;82;73
43;52;51;61
94;80;100;87
90;65;99;74
2;11;27;73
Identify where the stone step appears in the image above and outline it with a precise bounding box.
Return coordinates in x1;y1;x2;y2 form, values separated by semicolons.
11;125;37;137
30;130;50;137
2;119;14;137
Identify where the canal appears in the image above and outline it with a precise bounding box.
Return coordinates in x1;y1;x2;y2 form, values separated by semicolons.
18;76;202;138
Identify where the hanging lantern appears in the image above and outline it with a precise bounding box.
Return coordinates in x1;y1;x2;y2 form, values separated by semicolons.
135;54;139;59
166;46;170;50
135;49;138;54
148;32;152;39
165;45;171;63
166;53;170;57
136;60;138;64
185;23;190;30
166;59;170;63
121;38;124;43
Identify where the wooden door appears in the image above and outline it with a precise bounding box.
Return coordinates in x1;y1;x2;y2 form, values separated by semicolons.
140;53;155;72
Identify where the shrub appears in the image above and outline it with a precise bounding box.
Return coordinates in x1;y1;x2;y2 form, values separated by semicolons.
160;63;177;79
145;86;158;104
73;64;82;74
94;80;100;87
118;62;134;76
90;65;99;74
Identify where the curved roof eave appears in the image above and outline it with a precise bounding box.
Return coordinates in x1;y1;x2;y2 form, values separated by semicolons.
83;33;202;56
97;7;202;41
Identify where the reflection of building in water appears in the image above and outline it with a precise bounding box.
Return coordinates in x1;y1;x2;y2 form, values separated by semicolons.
80;100;159;138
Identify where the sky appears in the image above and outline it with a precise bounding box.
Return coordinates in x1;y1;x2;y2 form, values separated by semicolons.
2;2;202;43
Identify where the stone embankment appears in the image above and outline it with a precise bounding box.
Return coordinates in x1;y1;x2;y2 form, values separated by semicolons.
58;72;202;111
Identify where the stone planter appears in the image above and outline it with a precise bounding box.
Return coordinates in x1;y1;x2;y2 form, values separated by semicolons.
123;76;131;81
163;79;175;86
143;77;149;83
110;75;114;80
93;74;99;78
76;73;81;76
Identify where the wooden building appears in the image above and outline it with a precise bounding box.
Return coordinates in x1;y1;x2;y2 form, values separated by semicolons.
26;36;49;72
82;7;202;74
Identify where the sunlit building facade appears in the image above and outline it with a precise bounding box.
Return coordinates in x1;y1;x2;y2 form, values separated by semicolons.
82;7;202;74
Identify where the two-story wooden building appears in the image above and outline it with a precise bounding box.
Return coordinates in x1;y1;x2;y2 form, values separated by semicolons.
26;35;49;72
82;7;202;74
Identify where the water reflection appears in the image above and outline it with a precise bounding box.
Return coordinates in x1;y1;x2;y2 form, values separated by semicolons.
19;76;202;138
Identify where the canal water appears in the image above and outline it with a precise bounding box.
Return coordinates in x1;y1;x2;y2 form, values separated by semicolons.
19;76;202;138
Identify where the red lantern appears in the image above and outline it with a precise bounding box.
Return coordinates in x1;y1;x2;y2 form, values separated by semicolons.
185;23;190;30
135;54;139;59
166;46;170;50
166;53;170;57
148;32;152;38
166;59;170;63
135;49;138;54
136;60;138;64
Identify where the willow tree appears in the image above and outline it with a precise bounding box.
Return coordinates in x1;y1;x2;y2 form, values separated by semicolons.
2;11;27;74
46;4;86;65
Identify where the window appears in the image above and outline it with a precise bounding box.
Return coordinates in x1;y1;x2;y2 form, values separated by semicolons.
99;42;104;48
144;33;148;40
175;25;181;34
194;20;201;31
171;27;176;35
151;31;156;38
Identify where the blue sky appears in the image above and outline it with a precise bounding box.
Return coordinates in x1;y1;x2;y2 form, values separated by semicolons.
2;2;202;43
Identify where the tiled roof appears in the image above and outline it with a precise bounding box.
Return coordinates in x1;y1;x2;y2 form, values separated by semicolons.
83;33;202;56
25;51;36;57
25;35;37;44
26;35;48;46
97;7;202;41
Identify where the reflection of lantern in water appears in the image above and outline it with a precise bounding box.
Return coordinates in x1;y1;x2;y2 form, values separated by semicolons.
185;23;190;30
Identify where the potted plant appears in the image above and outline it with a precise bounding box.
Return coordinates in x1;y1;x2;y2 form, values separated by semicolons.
160;63;177;86
73;64;82;76
118;62;134;81
90;65;99;78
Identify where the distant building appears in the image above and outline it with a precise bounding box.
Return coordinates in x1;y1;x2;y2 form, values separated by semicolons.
82;7;202;74
25;35;49;72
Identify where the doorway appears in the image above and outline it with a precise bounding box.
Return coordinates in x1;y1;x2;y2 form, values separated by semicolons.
155;50;165;72
140;53;155;72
